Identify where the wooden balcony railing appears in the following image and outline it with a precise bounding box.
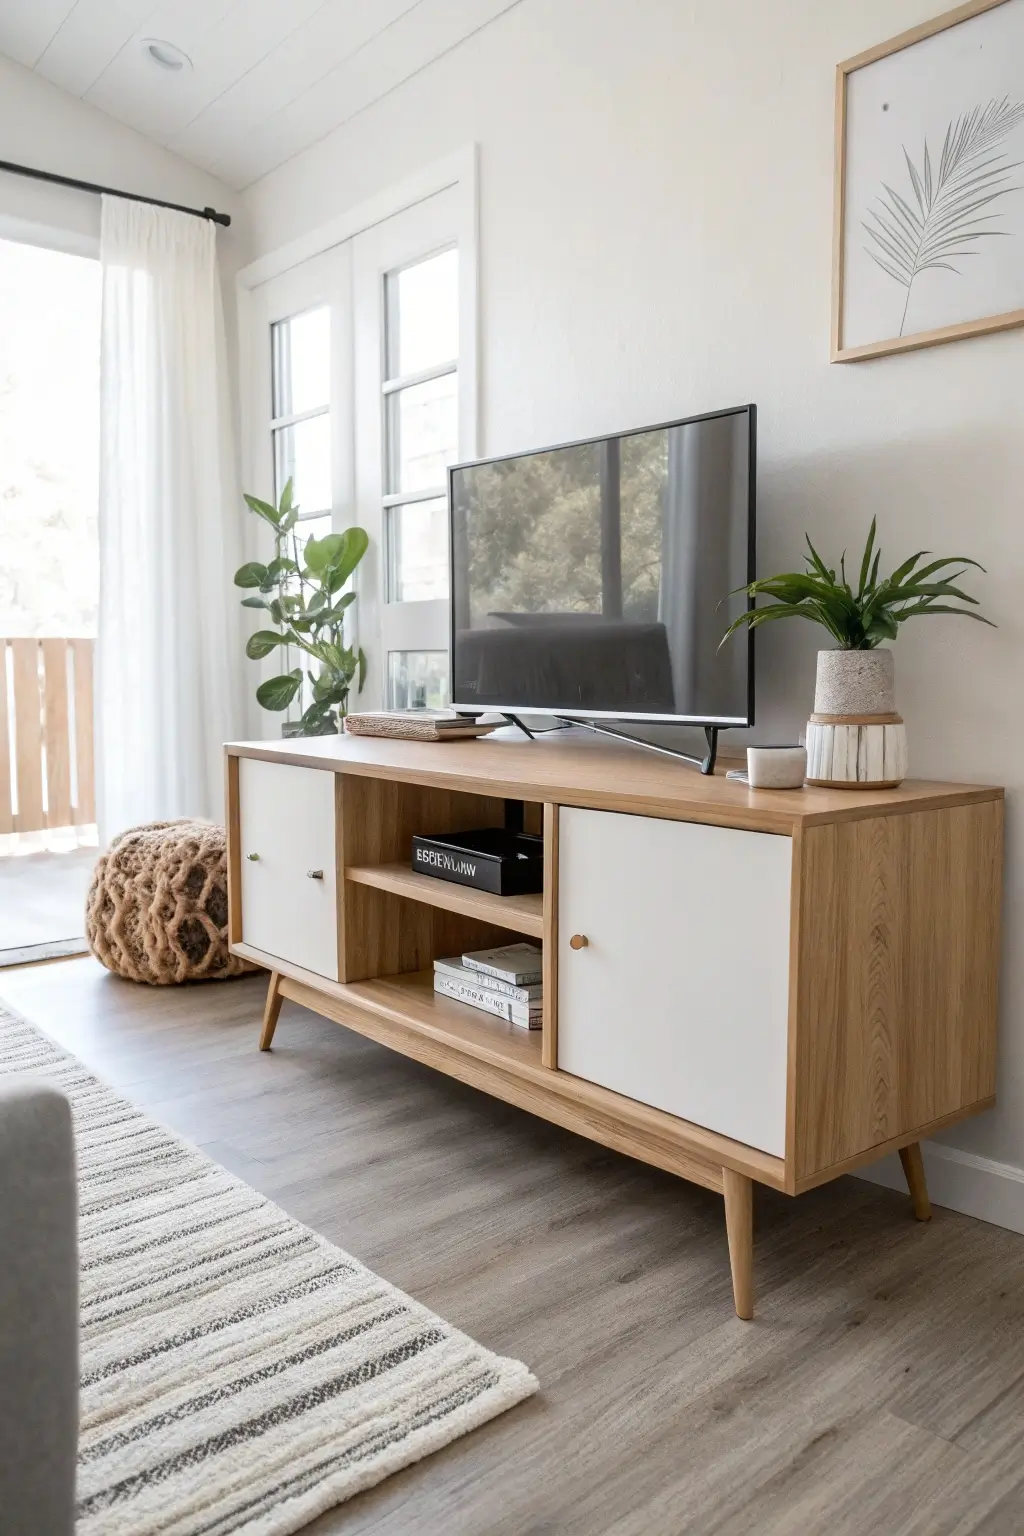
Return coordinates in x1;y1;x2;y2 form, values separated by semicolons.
0;638;95;835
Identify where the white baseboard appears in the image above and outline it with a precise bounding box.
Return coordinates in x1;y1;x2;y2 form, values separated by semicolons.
855;1142;1024;1235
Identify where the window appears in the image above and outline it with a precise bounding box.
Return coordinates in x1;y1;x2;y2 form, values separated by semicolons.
270;306;332;551
382;248;458;705
0;235;101;853
0;238;100;639
246;181;472;721
387;651;450;711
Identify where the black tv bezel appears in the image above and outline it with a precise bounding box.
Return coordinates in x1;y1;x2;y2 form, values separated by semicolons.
446;402;756;729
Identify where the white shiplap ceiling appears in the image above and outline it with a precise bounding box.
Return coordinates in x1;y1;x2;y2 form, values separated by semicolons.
0;0;520;189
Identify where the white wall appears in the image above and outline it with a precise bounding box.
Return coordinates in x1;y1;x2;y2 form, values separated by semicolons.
0;53;249;278
242;0;1024;1219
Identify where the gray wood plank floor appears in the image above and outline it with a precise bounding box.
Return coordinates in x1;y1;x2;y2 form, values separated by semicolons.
3;957;1024;1536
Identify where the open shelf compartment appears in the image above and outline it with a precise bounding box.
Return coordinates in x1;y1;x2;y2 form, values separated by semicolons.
345;861;543;938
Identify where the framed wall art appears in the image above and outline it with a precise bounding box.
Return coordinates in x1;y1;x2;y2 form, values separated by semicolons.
832;0;1024;362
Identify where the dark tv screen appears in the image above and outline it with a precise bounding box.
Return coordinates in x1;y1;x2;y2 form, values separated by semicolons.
448;405;755;724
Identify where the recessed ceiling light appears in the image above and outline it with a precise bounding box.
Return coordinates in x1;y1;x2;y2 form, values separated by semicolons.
142;38;191;73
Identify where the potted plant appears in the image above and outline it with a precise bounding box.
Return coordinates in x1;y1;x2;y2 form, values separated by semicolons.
235;479;369;737
721;519;992;787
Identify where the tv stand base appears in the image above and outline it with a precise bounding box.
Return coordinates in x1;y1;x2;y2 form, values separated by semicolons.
555;719;721;774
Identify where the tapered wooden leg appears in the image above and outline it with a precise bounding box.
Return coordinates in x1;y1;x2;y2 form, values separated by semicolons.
723;1167;754;1320
259;971;284;1051
899;1142;932;1221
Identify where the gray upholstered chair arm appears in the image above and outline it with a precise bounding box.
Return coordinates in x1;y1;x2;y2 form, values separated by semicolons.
0;1082;78;1536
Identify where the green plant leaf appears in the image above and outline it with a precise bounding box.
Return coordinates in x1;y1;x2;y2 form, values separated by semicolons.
804;534;835;584
266;556;298;581
891;602;996;625
357;648;367;692
279;477;294;517
269;598;284;625
279;507;299;532
857;519;877;598
255;672;302;711
303;533;343;575
240;596;269;610
721;522;991;652
865;609;900;643
318;592;357;624
234;561;268;588
311;670;335;702
245;629;287;660
887;548;928;586
893;581;979;604
720;602;845;648
330;526;370;586
243;494;280;527
905;554;986;582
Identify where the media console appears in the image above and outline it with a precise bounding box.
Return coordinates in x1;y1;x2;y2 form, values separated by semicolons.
225;728;1003;1319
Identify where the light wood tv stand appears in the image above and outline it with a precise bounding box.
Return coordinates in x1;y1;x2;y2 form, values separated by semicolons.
225;729;1003;1319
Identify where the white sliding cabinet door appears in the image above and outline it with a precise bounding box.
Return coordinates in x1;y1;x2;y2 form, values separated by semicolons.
352;188;474;711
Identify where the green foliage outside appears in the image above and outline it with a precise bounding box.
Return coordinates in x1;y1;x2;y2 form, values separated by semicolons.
460;435;667;623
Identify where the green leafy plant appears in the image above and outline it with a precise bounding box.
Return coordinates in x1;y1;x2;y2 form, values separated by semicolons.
721;518;993;651
235;479;369;736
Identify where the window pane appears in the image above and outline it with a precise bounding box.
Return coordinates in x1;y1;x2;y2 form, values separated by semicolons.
387;651;449;710
272;306;330;416
274;414;330;515
386;248;458;378
387;497;448;602
0;239;100;639
386;372;457;495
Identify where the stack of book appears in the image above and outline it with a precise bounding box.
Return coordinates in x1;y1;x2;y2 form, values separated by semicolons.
344;711;496;742
433;942;543;1029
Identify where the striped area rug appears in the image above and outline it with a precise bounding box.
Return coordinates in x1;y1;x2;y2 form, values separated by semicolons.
0;1005;537;1536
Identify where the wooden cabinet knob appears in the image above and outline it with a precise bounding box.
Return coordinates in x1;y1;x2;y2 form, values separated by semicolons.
569;933;589;950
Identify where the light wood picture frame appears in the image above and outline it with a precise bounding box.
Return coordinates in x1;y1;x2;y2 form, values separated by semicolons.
832;0;1024;362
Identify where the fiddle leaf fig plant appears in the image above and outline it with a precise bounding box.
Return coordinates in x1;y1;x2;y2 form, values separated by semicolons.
235;478;369;737
721;517;994;650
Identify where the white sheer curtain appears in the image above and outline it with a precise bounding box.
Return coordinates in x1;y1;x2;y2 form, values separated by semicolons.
96;196;242;843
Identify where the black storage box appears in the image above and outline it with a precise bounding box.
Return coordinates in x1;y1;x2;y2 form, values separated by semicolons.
411;827;544;896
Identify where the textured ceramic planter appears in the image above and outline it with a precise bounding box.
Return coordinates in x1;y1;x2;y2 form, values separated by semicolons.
805;648;906;789
813;648;895;716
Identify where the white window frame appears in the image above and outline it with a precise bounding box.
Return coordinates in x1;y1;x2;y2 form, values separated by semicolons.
236;148;478;731
381;264;459;604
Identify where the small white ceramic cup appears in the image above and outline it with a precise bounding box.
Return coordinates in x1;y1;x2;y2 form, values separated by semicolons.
746;745;807;790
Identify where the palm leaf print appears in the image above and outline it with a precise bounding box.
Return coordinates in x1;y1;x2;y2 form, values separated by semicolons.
863;96;1024;334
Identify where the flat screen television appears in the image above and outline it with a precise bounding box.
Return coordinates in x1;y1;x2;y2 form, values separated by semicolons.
448;404;756;727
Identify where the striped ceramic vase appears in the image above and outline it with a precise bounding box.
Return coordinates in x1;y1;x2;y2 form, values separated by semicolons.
804;649;907;789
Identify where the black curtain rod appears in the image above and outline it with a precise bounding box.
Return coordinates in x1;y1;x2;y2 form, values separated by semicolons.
0;158;231;227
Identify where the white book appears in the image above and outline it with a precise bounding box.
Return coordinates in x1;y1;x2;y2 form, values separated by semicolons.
433;973;542;1029
434;956;542;1004
461;942;543;985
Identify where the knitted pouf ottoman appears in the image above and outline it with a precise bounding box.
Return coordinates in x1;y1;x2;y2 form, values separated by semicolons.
86;820;251;985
